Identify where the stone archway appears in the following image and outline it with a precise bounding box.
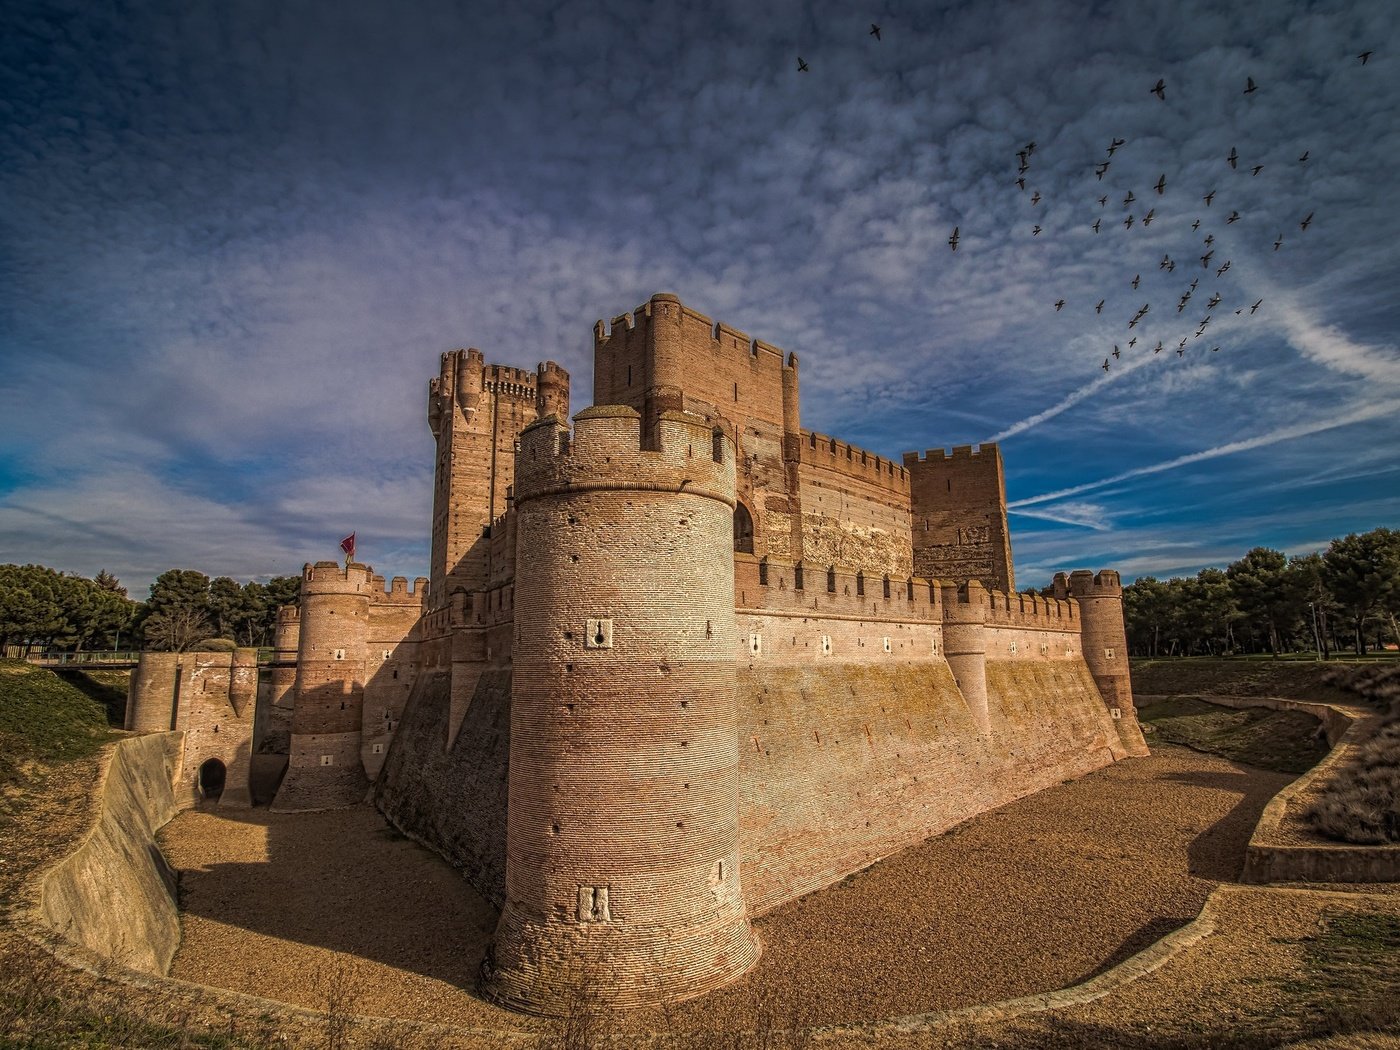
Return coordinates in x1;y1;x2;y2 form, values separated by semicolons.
198;757;227;800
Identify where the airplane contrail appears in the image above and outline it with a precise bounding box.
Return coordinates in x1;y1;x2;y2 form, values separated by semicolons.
1009;402;1392;509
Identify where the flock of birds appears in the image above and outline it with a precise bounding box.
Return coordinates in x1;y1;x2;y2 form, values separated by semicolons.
796;30;1377;374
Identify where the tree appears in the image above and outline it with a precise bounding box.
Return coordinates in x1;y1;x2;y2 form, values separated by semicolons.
1226;547;1304;656
1322;529;1400;655
142;605;214;652
141;569;212;651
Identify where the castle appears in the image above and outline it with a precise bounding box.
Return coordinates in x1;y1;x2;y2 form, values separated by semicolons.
127;292;1147;1015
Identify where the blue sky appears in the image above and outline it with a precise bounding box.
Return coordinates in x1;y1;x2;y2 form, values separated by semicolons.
1;0;1396;598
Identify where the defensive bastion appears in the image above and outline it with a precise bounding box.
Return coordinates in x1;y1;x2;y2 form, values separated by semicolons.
131;292;1147;1016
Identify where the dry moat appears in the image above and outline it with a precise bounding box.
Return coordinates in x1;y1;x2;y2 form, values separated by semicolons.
158;742;1291;1035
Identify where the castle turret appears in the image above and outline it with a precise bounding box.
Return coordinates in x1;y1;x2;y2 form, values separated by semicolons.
126;652;181;733
1054;569;1149;757
272;561;373;810
940;581;991;733
487;405;759;1013
428;348;569;605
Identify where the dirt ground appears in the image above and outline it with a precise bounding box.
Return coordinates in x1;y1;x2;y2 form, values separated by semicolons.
159;743;1297;1038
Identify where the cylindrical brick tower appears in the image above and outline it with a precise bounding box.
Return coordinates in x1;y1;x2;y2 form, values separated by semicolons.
642;292;686;444
940;580;990;734
536;360;570;422
127;652;181;732
486;405;759;1014
1054;569;1149;757
272;562;372;811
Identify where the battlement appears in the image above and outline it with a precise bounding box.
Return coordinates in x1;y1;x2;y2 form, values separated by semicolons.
735;553;943;622
300;562;429;603
482;363;541;400
593;293;800;377
276;605;300;624
984;588;1078;627
1053;568;1124;600
800;429;911;496
515;405;735;506
901;442;999;466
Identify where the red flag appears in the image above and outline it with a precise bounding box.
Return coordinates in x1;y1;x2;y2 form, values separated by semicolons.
340;533;356;560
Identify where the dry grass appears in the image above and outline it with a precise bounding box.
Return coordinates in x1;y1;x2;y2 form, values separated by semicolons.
1302;665;1400;845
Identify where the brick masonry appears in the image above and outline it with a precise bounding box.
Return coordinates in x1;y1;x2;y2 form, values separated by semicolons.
134;292;1145;1015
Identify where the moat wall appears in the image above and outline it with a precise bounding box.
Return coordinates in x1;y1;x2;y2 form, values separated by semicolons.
372;666;513;906
37;732;184;975
737;658;1119;914
376;654;1121;916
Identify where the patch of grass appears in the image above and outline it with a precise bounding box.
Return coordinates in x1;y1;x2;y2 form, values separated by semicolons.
1306;719;1400;844
1131;659;1369;705
1138;696;1328;774
0;660;121;795
1274;909;1400;1037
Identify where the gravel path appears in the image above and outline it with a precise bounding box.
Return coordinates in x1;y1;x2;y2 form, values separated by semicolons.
160;744;1293;1035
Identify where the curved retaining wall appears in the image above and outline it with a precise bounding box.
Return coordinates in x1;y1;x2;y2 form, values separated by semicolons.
1223;695;1400;884
37;732;184;975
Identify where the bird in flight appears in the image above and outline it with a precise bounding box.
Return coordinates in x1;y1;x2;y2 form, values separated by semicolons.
1244;76;1258;94
1251;299;1263;314
1092;219;1101;233
1102;358;1110;372
1154;174;1166;195
1124;214;1134;229
1055;299;1065;311
1207;292;1222;309
1299;150;1310;163
1026;141;1036;154
1016;177;1026;191
1359;51;1373;64
1227;147;1238;169
1251;165;1264;176
1211;346;1220;352
1096;299;1105;314
1154;340;1163;353
1031;191;1042;205
870;23;881;40
1227;210;1240;224
1274;233;1283;251
1142;208;1155;226
948;226;960;251
1166;259;1176;273
1151;78;1166;100
1192;219;1201;231
1216;260;1231;276
1176;347;1186;357
1204;234;1215;246
1095;162;1110;180
1300;212;1314;231
1123;190;1136;207
1190;278;1199;289
1201;249;1215;267
1160;254;1172;270
1203;190;1216;206
1108;137;1126;155
797;57;809;72
1112;344;1121;358
1033;225;1042;236
1129;337;1138;347
1098;195;1108;207
1132;275;1141;289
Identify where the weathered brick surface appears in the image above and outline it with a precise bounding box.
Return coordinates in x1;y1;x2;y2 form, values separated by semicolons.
906;444;1015;592
127;650;257;807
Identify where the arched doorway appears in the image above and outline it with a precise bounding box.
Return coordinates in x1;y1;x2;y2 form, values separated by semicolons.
198;758;227;800
733;502;754;554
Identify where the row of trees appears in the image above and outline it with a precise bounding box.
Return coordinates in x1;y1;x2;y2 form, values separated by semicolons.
0;564;301;654
1123;528;1400;657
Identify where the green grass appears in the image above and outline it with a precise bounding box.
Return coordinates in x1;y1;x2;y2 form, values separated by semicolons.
1131;658;1368;705
0;659;122;795
1274;910;1400;1037
1137;696;1328;774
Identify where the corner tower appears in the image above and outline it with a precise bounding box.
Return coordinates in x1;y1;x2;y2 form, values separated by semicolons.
272;561;373;811
1054;569;1149;758
427;349;569;604
905;444;1014;591
487;405;760;1013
